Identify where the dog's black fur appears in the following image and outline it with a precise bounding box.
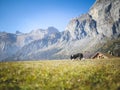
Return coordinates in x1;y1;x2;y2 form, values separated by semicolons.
70;53;83;60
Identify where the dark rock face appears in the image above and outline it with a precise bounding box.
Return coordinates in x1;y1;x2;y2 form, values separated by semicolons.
112;19;120;36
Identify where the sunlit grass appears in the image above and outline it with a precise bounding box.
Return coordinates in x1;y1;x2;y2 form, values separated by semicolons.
0;58;120;90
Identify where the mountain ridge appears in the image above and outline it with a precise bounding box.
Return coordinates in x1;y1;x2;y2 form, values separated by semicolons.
1;0;120;61
0;27;60;61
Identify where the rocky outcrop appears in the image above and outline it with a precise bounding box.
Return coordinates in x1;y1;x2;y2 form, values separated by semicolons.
89;0;120;38
65;14;98;40
65;0;120;40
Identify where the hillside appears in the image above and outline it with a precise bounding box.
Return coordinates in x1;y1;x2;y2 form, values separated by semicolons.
0;58;120;90
100;38;120;56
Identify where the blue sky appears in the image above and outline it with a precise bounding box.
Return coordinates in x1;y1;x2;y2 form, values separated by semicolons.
0;0;95;33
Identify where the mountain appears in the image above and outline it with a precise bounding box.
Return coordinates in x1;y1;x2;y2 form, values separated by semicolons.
16;31;23;35
29;27;59;40
65;14;98;40
99;38;120;56
1;0;120;61
16;27;59;47
89;0;120;38
10;32;61;60
0;27;59;61
0;32;19;60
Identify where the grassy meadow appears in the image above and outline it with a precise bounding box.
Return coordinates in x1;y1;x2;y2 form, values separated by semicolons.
0;58;120;90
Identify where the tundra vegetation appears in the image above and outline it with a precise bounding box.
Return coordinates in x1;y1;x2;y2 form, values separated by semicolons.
0;58;120;90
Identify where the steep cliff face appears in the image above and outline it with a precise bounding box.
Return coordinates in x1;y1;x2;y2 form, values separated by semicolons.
89;0;120;37
65;0;120;40
65;14;98;40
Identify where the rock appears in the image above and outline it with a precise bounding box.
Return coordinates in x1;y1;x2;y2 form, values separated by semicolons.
89;0;120;37
65;14;98;40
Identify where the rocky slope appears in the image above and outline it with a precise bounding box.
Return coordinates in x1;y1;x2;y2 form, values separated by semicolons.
0;32;19;60
50;0;120;59
65;14;98;40
1;0;120;61
0;27;59;61
16;27;59;47
89;0;120;38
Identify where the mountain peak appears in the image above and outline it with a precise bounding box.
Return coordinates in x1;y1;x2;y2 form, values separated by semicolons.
16;30;23;35
30;27;59;35
30;29;45;34
47;27;59;34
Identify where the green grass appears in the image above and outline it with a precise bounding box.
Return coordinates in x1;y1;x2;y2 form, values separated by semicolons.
0;58;120;90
